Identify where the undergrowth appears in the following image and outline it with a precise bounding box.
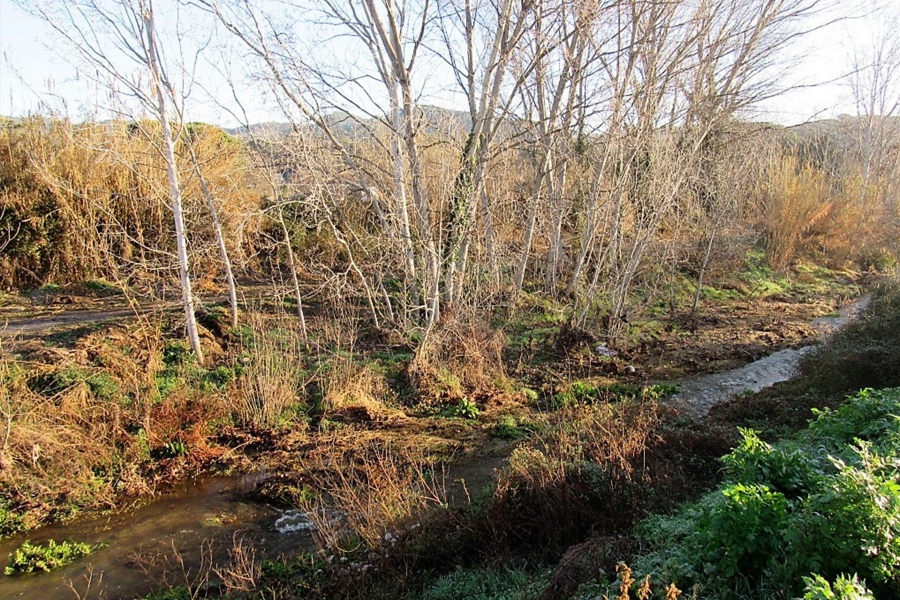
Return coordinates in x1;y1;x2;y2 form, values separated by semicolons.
635;387;900;599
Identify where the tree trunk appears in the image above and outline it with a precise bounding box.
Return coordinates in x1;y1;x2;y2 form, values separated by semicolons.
145;5;203;364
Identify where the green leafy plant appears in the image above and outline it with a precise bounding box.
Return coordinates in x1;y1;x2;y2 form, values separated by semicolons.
448;397;480;420
802;574;874;600
160;439;188;458
699;482;790;582
722;428;821;498
635;388;900;597
5;539;97;574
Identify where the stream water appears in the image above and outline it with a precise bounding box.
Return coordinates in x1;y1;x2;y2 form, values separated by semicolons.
664;295;870;419
0;475;314;599
0;296;870;600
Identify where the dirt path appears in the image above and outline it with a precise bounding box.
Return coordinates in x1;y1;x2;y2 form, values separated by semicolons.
1;307;146;337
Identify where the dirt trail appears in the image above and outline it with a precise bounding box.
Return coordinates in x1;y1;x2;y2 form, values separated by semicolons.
1;307;145;337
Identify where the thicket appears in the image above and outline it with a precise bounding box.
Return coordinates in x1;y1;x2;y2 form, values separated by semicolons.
2;113;896;345
0;118;264;291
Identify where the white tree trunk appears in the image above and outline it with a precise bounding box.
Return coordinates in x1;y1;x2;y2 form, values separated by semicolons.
145;3;203;364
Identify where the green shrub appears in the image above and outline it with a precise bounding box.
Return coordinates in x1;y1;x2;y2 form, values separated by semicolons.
807;388;900;452
802;574;874;600
0;500;26;538
5;539;96;574
86;373;120;401
794;445;900;586
145;586;192;600
635;388;900;597
160;439;188;458
699;483;790;582
552;381;681;408
721;429;821;498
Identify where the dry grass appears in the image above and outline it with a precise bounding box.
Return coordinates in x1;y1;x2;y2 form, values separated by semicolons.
215;533;262;594
764;157;835;271
763;156;893;271
131;539;214;600
0;322;233;533
230;313;310;430
408;312;507;407
468;401;661;558
322;356;391;412
298;438;447;553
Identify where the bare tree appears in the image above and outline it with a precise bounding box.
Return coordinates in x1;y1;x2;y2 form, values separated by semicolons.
184;134;239;328
19;0;206;362
845;1;900;262
566;0;831;342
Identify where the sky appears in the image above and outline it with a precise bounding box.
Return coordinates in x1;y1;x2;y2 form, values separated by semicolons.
0;0;891;128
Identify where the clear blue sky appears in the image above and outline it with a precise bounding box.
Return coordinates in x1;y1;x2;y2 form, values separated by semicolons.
0;0;887;127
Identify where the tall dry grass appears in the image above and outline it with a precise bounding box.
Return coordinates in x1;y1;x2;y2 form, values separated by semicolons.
0;117;264;290
408;312;507;407
764;156;835;270
231;313;311;429
763;154;895;271
299;438;447;553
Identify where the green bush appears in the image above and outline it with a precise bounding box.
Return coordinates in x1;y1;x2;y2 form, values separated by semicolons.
0;500;26;538
721;429;821;498
145;586;192;600
699;483;790;583
5;539;96;574
492;415;533;440
802;574;874;600
794;446;900;585
551;381;680;408
807;388;900;452
635;388;900;598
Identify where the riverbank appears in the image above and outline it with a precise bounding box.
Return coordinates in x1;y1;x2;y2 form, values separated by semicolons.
0;260;877;599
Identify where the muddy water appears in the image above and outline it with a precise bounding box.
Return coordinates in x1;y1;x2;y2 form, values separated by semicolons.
0;453;513;600
664;295;870;419
0;296;870;599
0;475;314;600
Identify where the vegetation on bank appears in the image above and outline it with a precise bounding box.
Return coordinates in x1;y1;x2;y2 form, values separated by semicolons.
80;281;893;600
0;95;897;600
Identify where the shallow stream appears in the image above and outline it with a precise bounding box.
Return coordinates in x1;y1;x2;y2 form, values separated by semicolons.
664;294;870;418
0;296;870;599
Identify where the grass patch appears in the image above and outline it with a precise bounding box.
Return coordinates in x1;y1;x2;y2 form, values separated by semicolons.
551;380;680;409
82;279;122;297
421;566;551;600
